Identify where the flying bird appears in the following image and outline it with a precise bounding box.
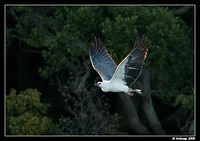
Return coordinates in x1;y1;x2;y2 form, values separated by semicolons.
89;36;150;96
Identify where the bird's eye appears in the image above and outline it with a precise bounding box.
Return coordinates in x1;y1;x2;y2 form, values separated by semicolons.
96;82;101;86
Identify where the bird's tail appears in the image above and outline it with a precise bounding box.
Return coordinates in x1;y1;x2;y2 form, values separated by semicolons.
134;89;143;94
125;88;143;96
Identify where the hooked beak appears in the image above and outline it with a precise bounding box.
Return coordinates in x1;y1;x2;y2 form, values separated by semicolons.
95;83;100;86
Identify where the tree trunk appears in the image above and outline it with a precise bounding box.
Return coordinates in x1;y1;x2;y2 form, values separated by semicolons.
138;69;165;134
118;94;150;134
188;119;194;134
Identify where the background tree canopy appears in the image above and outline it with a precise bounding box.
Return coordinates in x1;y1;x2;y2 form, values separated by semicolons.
6;6;194;135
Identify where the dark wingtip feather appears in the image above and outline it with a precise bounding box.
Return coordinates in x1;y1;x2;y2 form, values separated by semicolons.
90;42;94;55
94;36;97;50
131;35;151;52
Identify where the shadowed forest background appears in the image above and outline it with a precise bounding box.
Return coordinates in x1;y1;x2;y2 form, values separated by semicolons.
6;6;194;135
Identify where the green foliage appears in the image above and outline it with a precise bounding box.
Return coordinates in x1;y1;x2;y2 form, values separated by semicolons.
175;93;194;111
100;6;193;110
6;6;193;118
7;6;105;78
6;88;64;135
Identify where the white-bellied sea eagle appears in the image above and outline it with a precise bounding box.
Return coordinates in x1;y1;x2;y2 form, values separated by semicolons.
89;36;150;96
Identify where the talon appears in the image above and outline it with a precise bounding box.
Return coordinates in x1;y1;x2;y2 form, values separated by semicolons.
129;93;134;96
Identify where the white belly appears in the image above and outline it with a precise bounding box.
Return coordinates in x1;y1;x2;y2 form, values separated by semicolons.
101;81;129;93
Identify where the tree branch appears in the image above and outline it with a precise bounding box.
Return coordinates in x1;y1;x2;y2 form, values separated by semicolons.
173;7;192;16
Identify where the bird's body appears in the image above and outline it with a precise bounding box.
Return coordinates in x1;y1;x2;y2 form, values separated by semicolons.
97;80;128;93
89;36;150;96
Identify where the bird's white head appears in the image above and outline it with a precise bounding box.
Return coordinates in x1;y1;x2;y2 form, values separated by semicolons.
95;81;109;92
96;82;103;87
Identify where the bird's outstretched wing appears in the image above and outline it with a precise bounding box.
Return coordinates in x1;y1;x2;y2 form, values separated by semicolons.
89;37;117;81
110;35;150;86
